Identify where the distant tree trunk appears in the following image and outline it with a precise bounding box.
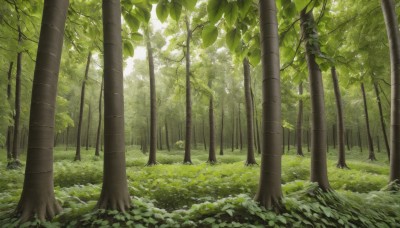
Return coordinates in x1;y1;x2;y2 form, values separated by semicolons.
85;104;91;150
239;103;243;150
287;129;290;152
165;120;170;151
220;106;224;155
193;124;197;149
97;0;130;211
380;0;400;185
358;125;363;153
331;67;347;168
95;77;103;156
183;15;192;164
6;61;13;161
296;83;304;156
243;58;256;165
361;83;376;161
300;9;330;190
251;89;257;151
282;126;285;154
65;126;69;151
75;52;91;161
146;27;157;166
332;124;336;149
159;127;163;150
16;0;68;221
256;117;261;155
307;129;310;152
374;82;390;160
207;80;217;164
202;117;207;151
231;107;235;151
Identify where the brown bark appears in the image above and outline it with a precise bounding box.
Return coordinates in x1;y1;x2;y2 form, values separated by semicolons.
75;52;91;161
331;67;348;168
207;80;217;163
254;0;282;209
361;83;376;161
243;58;256;165
6;61;13;161
238;103;243;150
95;77;104;156
183;15;192;164
16;0;68;221
85;104;91;150
374;82;390;160
296;83;304;156
97;0;130;211
300;9;330;190
220;106;224;155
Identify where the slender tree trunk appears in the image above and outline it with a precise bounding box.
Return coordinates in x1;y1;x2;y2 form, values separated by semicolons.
358;125;363;153
381;0;400;184
97;0;130;211
361;83;376;161
374;82;390;160
220;106;224;155
254;0;283;209
85;104;91;150
332;124;336;149
231;106;234;152
346;130;350;151
207;80;217;163
282;126;285;154
251;89;258;151
159;127;163;150
256;117;261;155
193;124;197;149
165;120;170;151
146;28;157;166
16;0;68;221
331;67;348;168
300;9;330;190
75;52;91;161
203;117;207;151
183;15;192;164
6;61;13;161
287;129;290;152
243;58;256;165
95;77;103;156
307;129;310;152
296;83;304;156
239;103;243;150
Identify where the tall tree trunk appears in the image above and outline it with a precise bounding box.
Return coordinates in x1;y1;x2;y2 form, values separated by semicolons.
374;82;390;160
203;117;207;151
346;129;350;151
16;0;68;221
193;124;197;149
282;126;285;154
85;104;91;150
220;106;224;155
183;15;192;164
95;77;103;156
207;80;217;163
231;106;234;152
307;129;310;152
6;61;13;161
332;124;336;149
97;0;130;211
296;83;304;156
300;9;330;190
254;0;282;209
75;52;91;161
165;120;170;151
381;0;400;184
146;28;157;166
361;83;376;161
331;67;348;168
159;127;163;150
239;103;243;150
243;58;256;165
256;117;261;155
287;129;290;152
358;125;363;153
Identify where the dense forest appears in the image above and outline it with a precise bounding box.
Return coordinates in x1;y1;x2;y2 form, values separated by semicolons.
1;0;400;227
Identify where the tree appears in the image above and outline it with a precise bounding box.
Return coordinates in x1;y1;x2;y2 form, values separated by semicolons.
296;82;304;156
207;79;217;163
95;77;103;156
16;0;69;222
361;82;376;161
6;61;13;161
373;82;390;160
97;0;130;211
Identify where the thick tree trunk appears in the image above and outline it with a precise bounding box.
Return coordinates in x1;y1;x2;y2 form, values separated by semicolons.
243;58;256;165
331;67;348;168
254;0;282;209
296;83;304;156
183;15;192;164
97;0;130;211
165;120;170;151
16;0;68;221
95;77;103;156
374;82;390;160
361;83;376;161
75;52;91;161
381;0;400;184
146;28;157;166
6;61;13;161
220;106;224;155
207;81;217;163
300;9;330;190
85;104;91;150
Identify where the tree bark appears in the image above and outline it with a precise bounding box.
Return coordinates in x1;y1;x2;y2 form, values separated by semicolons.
220;106;224;155
243;58;256;165
374;82;390;160
287;129;290;152
85;104;91;150
183;15;192;164
300;9;330;190
97;0;130;211
165;120;170;151
238;103;243;150
203;117;207;151
296;83;304;156
75;52;91;161
361;83;376;161
207;80;217;163
95;77;104;156
331;67;348;168
6;61;13;161
254;0;282;209
16;0;68;221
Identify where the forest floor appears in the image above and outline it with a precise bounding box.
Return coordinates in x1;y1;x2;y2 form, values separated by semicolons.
0;146;399;227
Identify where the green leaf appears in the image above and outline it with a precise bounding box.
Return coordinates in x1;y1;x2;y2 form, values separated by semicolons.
156;1;169;22
182;0;197;10
169;0;182;21
131;32;143;42
124;13;140;31
224;2;239;26
123;40;134;57
237;0;252;17
293;0;310;12
202;25;219;48
207;0;227;24
248;48;261;66
226;28;241;51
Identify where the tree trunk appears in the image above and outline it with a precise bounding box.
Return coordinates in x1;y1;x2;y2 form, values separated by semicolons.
183;15;192;164
97;0;130;211
159;127;163;150
331;67;348;168
381;0;400;184
95;77;104;156
239;103;243;150
332;124;336;149
6;61;13;161
146;28;157;166
307;129;310;152
374;82;390;160
85;104;91;150
207;80;217;163
361;83;376;161
165;120;170;151
75;52;91;161
254;0;282;209
243;58;256;165
300;9;330;190
282;126;285;154
193;124;197;149
203;117;207;151
296;83;304;156
16;0;68;221
287;129;290;152
256;117;261;155
220;106;224;155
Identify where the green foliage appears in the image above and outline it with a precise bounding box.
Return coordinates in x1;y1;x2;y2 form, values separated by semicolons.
201;25;218;48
